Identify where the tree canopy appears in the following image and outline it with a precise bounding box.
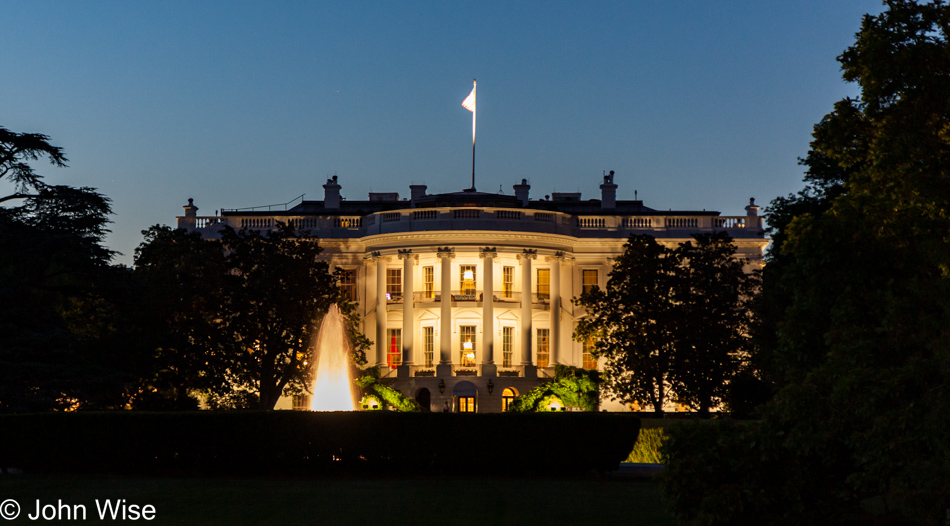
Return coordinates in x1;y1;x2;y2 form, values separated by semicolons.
574;232;756;415
661;2;950;524
133;223;370;410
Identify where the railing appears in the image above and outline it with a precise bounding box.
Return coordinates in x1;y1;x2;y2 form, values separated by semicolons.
334;217;362;228
666;217;698;228
196;217;225;229
412;210;437;220
578;217;606;228
714;217;745;228
381;213;401;223
496;210;522;220
385;293;403;304
241;217;273;229
534;213;554;222
453;209;480;219
412;291;442;302
623;217;653;228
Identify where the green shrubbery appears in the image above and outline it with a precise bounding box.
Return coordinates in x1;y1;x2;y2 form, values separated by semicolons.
624;427;666;464
507;365;600;412
355;375;420;412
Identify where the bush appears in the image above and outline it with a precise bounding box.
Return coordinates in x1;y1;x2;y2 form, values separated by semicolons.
0;412;640;476
624;428;666;464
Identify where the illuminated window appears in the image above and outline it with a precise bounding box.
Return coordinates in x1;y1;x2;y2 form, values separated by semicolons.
386;268;402;300
460;326;477;366
292;395;311;411
537;328;550;368
502;387;518;412
583;339;597;370
423;326;434;367
387;329;402;368
537;268;550;300
582;269;598;295
456;396;476;413
502;266;514;298
339;268;357;300
423;266;434;299
459;265;477;296
502;327;514;367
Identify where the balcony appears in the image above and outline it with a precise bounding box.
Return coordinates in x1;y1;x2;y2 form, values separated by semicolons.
410;291;524;306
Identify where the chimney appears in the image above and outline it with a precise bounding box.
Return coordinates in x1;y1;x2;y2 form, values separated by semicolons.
745;197;761;231
600;170;618;209
409;184;427;205
323;175;341;209
179;198;198;230
513;179;530;207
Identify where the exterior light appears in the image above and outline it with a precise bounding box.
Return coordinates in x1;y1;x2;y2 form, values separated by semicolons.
487;378;494;395
438;379;445;394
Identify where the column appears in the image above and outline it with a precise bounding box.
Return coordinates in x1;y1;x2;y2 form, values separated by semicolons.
480;247;497;376
369;251;387;368
550;252;562;365
398;249;415;374
519;249;537;369
437;247;454;377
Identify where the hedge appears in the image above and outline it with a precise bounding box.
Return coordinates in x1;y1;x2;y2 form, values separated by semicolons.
0;411;640;476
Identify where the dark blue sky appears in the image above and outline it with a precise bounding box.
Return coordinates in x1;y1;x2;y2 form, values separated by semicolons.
1;1;882;265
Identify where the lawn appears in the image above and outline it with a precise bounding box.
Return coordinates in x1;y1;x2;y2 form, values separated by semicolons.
0;473;675;525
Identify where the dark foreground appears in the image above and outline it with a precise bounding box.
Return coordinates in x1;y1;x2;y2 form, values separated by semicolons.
0;474;676;525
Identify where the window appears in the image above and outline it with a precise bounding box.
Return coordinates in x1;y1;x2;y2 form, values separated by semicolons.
583;339;597;370
537;328;550;368
459;265;477;296
386;268;402;300
387;329;402;368
502;266;514;298
582;269;598;295
459;326;477;366
502;327;514;367
537;268;550;300
502;387;518;412
423;326;434;367
292;395;311;411
339;268;357;300
456;397;476;412
423;266;434;299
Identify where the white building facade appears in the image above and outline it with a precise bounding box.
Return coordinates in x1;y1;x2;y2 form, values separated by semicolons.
178;173;768;412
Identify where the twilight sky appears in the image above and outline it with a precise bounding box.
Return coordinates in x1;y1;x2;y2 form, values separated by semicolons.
1;1;882;266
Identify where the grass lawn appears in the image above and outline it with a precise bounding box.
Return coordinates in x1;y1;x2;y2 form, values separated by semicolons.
0;473;676;525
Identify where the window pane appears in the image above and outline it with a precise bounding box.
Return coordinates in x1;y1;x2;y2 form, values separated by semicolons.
583;338;597;370
582;269;598;295
339;269;357;300
423;266;434;299
386;269;402;299
502;266;514;298
537;269;550;300
387;329;402;368
424;326;434;367
459;265;477;296
502;327;513;367
460;326;476;366
537;328;550;368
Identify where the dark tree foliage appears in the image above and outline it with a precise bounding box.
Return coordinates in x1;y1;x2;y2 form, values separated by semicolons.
574;235;678;413
574;233;755;415
133;223;370;410
661;2;950;524
0;129;136;411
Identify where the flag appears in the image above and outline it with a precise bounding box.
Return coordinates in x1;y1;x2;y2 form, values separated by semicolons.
462;81;476;112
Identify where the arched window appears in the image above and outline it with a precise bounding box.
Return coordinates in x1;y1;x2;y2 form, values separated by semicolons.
502;387;518;412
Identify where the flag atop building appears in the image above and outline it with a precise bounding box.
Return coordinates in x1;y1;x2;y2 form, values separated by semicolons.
462;81;476;112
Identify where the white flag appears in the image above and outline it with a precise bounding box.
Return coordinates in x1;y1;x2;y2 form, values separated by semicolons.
462;82;476;112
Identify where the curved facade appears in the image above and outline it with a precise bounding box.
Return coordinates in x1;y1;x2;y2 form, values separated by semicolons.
178;173;768;412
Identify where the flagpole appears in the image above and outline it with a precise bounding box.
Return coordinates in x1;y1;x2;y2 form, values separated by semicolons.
471;80;476;191
462;79;477;191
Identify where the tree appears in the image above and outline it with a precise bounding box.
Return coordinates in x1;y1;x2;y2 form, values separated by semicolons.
574;235;679;413
0;128;135;412
661;2;950;524
133;222;370;410
672;232;758;416
575;233;756;416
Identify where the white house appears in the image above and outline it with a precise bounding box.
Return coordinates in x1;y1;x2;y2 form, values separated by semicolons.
178;172;767;412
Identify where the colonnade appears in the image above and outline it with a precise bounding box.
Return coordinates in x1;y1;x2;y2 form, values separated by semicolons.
369;246;567;376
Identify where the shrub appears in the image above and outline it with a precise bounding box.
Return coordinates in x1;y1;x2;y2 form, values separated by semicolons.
624;428;666;464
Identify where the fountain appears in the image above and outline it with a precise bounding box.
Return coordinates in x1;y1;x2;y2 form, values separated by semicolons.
309;304;355;411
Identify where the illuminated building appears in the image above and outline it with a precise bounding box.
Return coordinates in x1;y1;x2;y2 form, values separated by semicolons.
178;172;767;412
